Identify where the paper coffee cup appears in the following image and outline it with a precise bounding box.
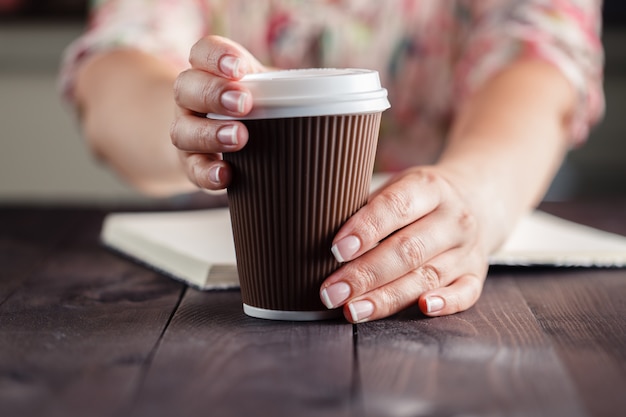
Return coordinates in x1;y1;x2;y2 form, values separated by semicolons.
211;68;390;320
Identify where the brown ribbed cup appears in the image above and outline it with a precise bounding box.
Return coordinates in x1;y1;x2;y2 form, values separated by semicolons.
223;113;382;316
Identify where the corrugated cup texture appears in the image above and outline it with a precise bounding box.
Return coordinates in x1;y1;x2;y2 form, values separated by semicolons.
224;113;381;312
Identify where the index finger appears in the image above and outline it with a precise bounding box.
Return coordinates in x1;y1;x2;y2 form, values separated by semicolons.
331;170;445;263
189;35;262;79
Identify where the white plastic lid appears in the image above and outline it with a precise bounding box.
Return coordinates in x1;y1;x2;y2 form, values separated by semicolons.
208;68;390;120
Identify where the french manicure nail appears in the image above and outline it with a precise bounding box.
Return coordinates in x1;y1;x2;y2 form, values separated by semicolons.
208;164;221;185
320;282;351;309
217;124;239;146
221;90;248;114
219;55;246;78
425;296;445;314
348;300;374;323
331;235;361;263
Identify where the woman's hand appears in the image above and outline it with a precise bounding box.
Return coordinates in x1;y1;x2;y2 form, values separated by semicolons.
320;166;491;323
170;35;266;190
319;58;575;323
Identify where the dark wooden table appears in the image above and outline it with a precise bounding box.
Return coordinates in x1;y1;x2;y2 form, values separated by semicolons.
1;200;625;417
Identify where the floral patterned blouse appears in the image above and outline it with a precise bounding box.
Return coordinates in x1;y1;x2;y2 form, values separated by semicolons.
60;0;604;172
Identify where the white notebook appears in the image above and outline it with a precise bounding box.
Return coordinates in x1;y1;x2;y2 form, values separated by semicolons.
100;206;626;290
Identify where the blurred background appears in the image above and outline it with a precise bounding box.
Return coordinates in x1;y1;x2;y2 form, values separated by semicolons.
1;0;625;204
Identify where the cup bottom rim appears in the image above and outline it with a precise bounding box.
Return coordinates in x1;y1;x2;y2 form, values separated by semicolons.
243;304;343;321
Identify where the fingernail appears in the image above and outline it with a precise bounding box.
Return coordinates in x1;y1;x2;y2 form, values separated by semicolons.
221;90;248;114
217;124;239;146
331;235;361;263
208;164;221;185
425;296;445;314
219;55;246;78
320;282;351;309
348;300;374;323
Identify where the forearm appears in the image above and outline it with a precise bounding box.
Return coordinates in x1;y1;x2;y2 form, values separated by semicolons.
437;59;576;251
74;49;196;196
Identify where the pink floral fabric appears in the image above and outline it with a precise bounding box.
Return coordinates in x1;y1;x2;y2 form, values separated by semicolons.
60;0;605;172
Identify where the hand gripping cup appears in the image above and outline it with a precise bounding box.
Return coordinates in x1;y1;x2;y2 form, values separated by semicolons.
210;68;390;320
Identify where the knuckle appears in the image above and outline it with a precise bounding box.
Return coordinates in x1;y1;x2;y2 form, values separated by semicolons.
377;286;406;311
358;212;385;242
172;72;187;104
396;234;427;267
189;38;201;59
379;187;413;221
170;117;213;152
410;168;440;189
344;262;379;295
419;264;444;290
169;118;180;146
192;120;212;147
417;169;439;185
172;76;181;100
457;208;477;233
409;168;448;199
199;80;217;109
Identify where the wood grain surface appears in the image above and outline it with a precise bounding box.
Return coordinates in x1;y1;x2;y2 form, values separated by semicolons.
0;208;185;417
132;289;353;417
356;273;587;417
0;202;624;417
